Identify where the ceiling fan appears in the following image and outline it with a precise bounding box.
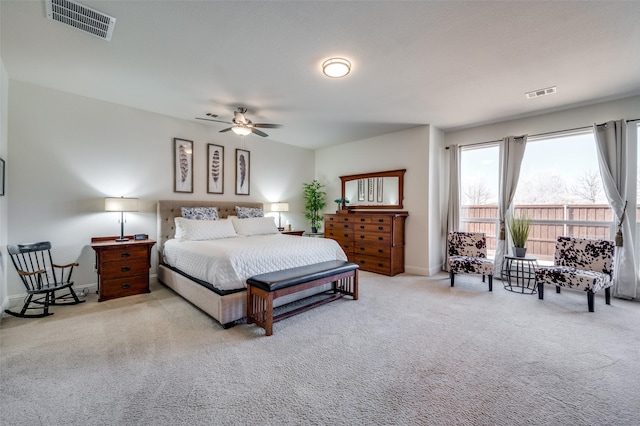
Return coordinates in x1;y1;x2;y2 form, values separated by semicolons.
195;107;283;137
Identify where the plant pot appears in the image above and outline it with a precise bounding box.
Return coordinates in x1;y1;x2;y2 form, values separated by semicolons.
513;247;527;258
311;226;318;234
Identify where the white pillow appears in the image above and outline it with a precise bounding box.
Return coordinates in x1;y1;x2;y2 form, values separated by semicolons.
231;217;279;236
174;217;237;241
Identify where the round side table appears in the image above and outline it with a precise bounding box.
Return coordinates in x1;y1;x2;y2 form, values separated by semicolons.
502;255;538;294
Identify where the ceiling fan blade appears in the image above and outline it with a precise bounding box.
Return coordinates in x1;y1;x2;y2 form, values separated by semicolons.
251;128;269;137
196;117;232;124
252;123;283;129
219;127;233;133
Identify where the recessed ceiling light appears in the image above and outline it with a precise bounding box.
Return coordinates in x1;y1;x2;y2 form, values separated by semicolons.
322;58;351;78
525;86;557;99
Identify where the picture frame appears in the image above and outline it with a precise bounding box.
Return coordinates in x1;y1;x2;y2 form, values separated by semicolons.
358;179;365;201
377;177;383;202
0;158;5;196
368;178;374;201
174;138;193;193
235;149;250;195
207;144;224;194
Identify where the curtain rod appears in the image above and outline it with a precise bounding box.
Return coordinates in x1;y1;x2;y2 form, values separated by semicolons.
446;118;640;149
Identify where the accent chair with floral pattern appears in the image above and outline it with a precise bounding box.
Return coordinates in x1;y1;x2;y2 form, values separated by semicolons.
447;232;493;291
534;236;615;312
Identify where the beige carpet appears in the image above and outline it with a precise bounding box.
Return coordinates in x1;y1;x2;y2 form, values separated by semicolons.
1;272;639;426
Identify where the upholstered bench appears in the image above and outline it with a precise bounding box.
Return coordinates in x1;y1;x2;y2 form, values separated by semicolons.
246;260;359;336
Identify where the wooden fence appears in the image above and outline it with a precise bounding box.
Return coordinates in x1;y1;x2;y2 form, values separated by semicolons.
461;204;618;262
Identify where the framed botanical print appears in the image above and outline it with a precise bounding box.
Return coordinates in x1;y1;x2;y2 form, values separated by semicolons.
368;178;374;201
235;149;250;195
174;138;193;193
376;177;383;202
358;179;365;201
207;144;224;194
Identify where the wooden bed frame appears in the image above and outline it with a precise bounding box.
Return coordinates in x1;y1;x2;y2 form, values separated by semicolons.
156;200;332;328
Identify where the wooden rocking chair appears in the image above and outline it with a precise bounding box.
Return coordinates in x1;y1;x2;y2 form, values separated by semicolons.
6;241;84;318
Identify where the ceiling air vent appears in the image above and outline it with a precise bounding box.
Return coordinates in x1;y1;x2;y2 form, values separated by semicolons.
45;0;116;41
525;86;557;99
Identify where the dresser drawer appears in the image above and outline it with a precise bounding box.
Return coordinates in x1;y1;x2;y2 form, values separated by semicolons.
353;216;392;225
354;232;391;245
353;222;391;233
354;244;390;258
335;241;354;254
101;259;150;277
325;214;354;224
326;221;353;231
100;246;148;263
353;255;391;275
100;274;149;300
325;229;354;241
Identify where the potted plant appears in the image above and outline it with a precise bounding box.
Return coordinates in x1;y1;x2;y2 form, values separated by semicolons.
303;180;327;233
508;213;531;257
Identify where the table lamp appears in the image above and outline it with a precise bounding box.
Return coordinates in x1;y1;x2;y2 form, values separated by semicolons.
105;196;139;242
271;202;289;231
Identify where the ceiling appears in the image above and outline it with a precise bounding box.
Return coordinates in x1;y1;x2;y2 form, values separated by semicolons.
2;1;640;150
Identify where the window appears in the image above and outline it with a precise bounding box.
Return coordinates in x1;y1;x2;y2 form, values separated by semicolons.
512;131;613;263
460;144;499;258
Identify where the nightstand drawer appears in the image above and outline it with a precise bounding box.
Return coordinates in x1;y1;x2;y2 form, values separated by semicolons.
100;274;149;300
100;246;148;262
101;259;149;277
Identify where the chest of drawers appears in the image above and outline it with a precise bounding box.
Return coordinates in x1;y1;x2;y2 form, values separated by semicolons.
324;212;408;276
91;236;155;302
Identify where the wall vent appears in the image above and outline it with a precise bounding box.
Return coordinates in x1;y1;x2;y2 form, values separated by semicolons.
45;0;116;41
525;86;557;99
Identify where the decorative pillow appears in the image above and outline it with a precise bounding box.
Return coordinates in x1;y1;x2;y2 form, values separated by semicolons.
235;206;264;219
231;217;279;236
181;207;219;221
174;217;237;241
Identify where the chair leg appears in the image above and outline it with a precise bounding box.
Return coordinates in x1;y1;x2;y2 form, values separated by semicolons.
488;275;493;291
4;294;53;318
587;290;595;312
482;274;486;283
556;286;561;294
605;287;611;305
449;270;455;287
538;283;544;300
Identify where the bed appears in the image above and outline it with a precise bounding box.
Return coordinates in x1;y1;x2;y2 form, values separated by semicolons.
156;200;348;327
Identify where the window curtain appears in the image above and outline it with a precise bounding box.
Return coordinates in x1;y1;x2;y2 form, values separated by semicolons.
594;120;638;299
493;135;527;277
444;144;460;271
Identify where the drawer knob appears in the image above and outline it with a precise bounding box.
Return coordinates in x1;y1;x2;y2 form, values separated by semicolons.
122;283;131;289
121;252;131;258
378;237;383;240
378;226;383;231
378;249;383;253
378;263;384;267
121;266;131;272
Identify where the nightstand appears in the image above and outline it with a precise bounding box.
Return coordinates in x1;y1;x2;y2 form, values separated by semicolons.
280;230;305;236
91;236;155;302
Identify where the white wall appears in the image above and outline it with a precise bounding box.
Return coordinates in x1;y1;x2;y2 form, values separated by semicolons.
316;126;439;276
446;95;640;147
5;81;316;302
0;58;8;312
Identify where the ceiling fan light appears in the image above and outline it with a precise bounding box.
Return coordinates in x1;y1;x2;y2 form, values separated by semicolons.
322;58;351;78
232;126;252;136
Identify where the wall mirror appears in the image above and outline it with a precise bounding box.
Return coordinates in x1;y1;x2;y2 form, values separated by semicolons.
340;169;406;210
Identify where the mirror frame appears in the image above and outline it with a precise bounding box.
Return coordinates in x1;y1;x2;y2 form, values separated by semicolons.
340;169;406;210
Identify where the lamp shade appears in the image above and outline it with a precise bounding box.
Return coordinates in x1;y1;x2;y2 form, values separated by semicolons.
271;202;289;212
231;126;252;136
105;197;139;212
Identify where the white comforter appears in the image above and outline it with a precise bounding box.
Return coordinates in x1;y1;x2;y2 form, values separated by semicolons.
162;234;348;291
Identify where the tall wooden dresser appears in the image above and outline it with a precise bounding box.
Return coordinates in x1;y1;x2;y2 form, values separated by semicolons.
324;212;408;276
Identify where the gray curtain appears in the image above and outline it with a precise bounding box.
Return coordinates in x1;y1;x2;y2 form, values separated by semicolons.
493;135;527;277
594;120;638;299
444;145;460;271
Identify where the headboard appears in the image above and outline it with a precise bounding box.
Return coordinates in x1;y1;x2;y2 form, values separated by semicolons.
156;200;264;258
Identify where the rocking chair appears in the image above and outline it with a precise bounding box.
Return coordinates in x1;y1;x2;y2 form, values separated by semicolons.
6;241;84;318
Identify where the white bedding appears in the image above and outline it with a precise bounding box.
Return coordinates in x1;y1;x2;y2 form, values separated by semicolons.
162;234;348;291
